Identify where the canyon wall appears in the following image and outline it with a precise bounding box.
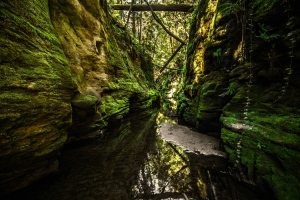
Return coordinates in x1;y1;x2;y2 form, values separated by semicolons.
179;0;300;199
0;0;158;194
49;0;159;140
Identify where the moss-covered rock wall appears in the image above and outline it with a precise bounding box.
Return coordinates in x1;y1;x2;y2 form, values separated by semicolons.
0;0;158;194
0;0;75;194
49;0;159;140
180;0;300;199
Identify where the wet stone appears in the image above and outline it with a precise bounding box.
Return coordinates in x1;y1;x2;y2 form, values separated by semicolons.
159;123;228;168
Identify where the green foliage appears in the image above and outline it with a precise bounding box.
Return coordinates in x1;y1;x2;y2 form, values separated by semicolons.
253;0;279;13
181;66;187;75
213;48;222;63
219;0;244;15
227;86;235;95
189;1;199;26
204;40;213;48
256;142;266;149
255;23;280;42
112;24;124;36
161;75;171;91
213;48;222;57
187;40;195;53
132;38;144;54
219;84;235;97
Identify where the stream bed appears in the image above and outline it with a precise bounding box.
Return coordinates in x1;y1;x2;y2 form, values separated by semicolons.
3;109;265;200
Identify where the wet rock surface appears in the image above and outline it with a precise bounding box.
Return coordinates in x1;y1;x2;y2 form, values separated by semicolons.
159;123;227;168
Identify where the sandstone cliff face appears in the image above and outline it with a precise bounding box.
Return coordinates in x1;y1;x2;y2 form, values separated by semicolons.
50;0;158;139
0;0;158;194
180;0;300;199
0;0;74;194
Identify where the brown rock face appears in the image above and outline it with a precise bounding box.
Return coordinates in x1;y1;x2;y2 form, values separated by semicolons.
50;0;159;139
0;0;74;194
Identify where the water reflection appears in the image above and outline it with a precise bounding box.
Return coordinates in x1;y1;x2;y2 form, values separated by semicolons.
135;137;191;199
135;134;215;200
3;109;263;200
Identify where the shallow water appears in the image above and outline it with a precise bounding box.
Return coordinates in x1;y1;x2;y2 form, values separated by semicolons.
3;110;264;200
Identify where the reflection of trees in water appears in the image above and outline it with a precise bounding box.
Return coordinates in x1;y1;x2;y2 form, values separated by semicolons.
134;135;207;199
188;159;208;200
3;110;161;200
5;109;258;200
131;125;263;200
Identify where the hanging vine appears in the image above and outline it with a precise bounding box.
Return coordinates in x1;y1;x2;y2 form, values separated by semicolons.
273;0;294;103
235;0;251;168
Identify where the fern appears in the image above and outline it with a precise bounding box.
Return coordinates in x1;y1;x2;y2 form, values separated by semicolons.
255;23;280;42
213;48;222;63
228;86;235;95
219;1;243;15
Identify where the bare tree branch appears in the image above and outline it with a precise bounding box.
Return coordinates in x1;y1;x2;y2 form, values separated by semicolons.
160;43;185;73
143;0;186;45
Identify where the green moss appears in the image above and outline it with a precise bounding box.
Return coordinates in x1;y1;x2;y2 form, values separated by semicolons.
89;112;108;129
256;153;300;200
99;95;128;117
0;0;73;88
223;145;237;163
222;111;300;199
241;148;256;177
0;91;31;103
0;0;74;163
72;94;98;109
34;135;67;157
183;106;197;126
268;173;300;200
208;0;221;39
182;0;300;198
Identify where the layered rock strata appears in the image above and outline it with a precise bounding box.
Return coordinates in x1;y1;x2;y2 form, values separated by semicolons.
179;0;300;199
49;0;159;140
0;0;74;194
0;0;158;194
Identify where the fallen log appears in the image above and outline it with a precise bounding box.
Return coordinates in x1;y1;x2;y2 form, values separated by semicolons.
111;4;194;12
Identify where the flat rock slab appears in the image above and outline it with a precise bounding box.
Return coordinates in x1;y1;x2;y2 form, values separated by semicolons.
158;123;228;168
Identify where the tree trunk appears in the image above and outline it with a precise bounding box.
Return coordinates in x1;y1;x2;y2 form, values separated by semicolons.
125;0;134;27
138;11;142;42
132;0;136;37
119;0;124;22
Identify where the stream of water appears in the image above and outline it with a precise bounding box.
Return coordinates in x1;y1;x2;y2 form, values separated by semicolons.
3;109;265;200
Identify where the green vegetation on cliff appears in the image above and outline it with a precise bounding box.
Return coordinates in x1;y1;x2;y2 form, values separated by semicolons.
0;0;74;194
48;0;160;138
179;0;300;199
0;0;160;194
